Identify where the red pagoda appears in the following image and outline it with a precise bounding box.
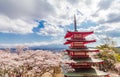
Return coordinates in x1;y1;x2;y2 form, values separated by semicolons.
64;15;109;77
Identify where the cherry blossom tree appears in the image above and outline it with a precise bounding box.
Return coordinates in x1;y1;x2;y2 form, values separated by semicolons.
115;63;120;75
0;50;74;77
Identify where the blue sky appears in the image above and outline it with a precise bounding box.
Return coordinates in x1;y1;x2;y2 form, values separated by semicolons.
0;0;120;48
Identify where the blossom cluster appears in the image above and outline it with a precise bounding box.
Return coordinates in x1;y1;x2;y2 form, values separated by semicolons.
0;50;74;77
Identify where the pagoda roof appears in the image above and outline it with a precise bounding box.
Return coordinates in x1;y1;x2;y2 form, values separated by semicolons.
66;48;99;52
64;68;108;77
64;39;96;45
64;31;93;38
69;57;103;63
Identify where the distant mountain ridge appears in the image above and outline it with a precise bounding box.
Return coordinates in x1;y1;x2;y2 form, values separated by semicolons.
0;45;120;53
0;44;67;52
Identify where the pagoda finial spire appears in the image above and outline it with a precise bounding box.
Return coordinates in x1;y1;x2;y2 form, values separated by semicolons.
74;14;77;31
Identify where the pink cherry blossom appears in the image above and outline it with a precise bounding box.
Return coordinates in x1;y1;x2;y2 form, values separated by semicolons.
0;50;74;77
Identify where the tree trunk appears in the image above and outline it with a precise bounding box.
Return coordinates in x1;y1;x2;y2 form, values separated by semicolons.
52;66;61;77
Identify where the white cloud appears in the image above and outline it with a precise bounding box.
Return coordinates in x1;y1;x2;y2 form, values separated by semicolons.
97;0;114;10
0;0;119;35
0;15;38;34
0;0;55;34
0;38;64;48
0;0;120;46
0;0;35;18
0;0;55;19
38;22;64;36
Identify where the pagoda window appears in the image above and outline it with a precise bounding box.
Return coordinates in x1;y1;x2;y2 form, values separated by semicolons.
73;34;82;38
74;63;90;66
74;52;86;56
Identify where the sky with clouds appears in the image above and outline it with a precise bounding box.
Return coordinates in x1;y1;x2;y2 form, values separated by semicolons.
0;0;120;48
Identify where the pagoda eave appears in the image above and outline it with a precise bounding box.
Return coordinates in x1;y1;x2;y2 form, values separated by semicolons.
66;61;104;65
64;40;96;45
67;39;96;42
70;55;89;58
68;57;104;63
65;48;99;52
64;68;109;77
64;31;94;38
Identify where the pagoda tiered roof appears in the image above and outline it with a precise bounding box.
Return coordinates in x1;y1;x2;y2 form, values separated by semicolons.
64;39;96;44
64;31;93;38
64;15;109;77
64;68;108;77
